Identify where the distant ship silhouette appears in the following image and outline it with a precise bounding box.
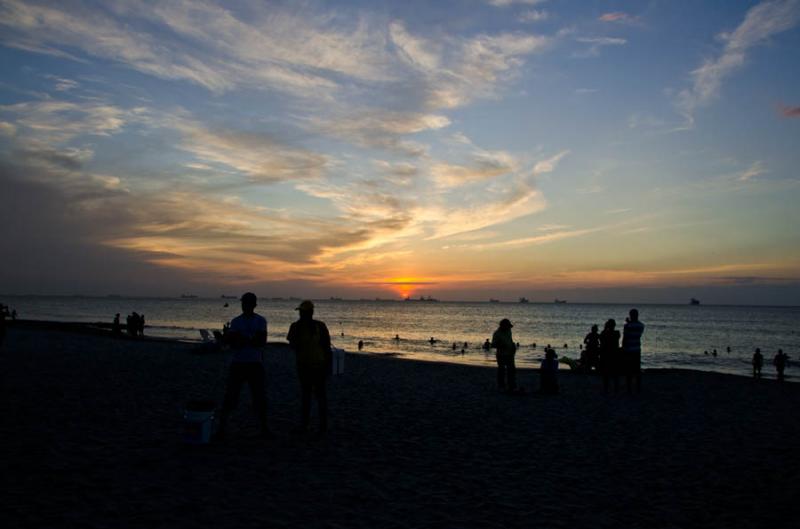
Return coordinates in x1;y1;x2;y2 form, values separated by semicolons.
489;298;500;303
519;297;529;304
690;298;701;305
554;299;567;304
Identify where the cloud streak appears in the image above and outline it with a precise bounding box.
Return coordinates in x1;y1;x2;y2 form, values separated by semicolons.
676;0;800;126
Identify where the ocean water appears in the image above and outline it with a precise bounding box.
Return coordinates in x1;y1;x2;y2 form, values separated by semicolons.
3;295;798;380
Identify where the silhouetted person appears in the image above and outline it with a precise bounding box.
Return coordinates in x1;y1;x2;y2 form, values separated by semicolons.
10;309;16;320
492;318;517;392
463;342;468;349
622;309;645;393
726;346;731;353
583;324;600;371
452;342;457;351
482;339;491;351
112;313;121;335
287;300;332;436
138;314;145;336
773;349;788;382
128;312;142;337
358;340;364;351
600;319;620;394
540;348;559;394
752;348;764;379
216;292;270;441
126;313;134;336
394;334;400;341
711;349;717;358
429;337;436;345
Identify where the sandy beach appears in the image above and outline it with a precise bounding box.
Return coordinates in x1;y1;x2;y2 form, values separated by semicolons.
1;324;798;529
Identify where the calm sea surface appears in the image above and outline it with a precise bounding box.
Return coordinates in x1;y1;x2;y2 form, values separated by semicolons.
3;296;798;380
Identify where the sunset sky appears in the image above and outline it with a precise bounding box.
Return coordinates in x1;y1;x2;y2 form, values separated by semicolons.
1;0;799;304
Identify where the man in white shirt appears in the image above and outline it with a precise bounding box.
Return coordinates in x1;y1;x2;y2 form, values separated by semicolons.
215;292;271;440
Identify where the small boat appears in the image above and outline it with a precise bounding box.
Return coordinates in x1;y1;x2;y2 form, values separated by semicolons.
519;297;529;304
554;299;567;304
180;294;198;299
489;299;500;303
690;298;700;305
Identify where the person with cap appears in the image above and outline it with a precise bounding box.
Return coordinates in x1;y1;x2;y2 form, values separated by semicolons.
287;300;332;436
491;318;518;392
215;292;270;441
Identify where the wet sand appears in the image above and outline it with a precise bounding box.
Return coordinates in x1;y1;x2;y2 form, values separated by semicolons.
1;325;798;529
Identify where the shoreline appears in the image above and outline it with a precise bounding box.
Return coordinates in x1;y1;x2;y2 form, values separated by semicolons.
4;318;794;383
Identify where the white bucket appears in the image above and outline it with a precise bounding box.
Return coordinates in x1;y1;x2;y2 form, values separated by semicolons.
331;347;345;375
183;401;215;444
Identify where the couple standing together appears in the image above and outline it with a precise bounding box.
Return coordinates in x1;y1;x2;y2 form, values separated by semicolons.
215;293;331;441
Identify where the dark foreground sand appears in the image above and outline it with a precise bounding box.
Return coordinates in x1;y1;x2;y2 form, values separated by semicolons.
1;326;798;529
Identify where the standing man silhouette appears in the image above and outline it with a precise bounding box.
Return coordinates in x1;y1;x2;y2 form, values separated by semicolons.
773;349;788;382
492;318;517;392
622;309;645;393
215;292;270;441
287;300;332;436
753;348;764;379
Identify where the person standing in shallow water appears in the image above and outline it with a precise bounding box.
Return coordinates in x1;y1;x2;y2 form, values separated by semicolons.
287;300;332;436
752;348;764;379
215;292;270;441
622;309;645;393
491;319;517;392
773;349;788;382
600;319;621;394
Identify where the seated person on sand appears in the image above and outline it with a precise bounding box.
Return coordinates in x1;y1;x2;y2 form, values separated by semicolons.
539;348;559;394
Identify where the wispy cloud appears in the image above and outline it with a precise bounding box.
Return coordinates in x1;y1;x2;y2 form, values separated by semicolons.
676;0;800;127
0;0;385;97
465;226;600;251
303;109;450;156
488;0;547;7
532;150;570;175
169;118;331;184
599;12;637;24
0;100;129;143
389;22;550;109
573;36;627;58
780;105;800;117
518;10;549;23
432;149;518;187
737;160;767;181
